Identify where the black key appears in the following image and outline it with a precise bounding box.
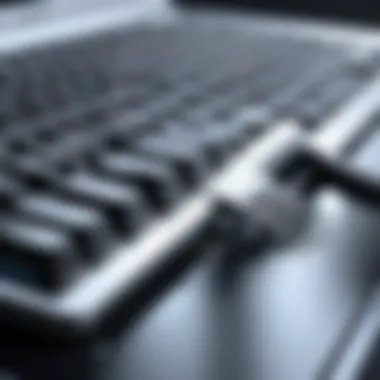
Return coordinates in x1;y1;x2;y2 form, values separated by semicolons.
137;134;208;188
160;122;246;168
10;154;148;237
167;127;224;167
170;115;257;166
17;194;112;262
0;217;78;291
98;153;181;210
191;124;243;164
64;173;147;236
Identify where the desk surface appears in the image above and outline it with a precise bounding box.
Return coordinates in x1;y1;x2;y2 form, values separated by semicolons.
0;133;379;380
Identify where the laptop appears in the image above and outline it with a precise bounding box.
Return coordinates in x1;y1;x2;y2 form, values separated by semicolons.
1;0;380;379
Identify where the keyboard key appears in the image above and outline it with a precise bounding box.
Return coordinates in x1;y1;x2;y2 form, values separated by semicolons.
64;173;147;236
98;152;181;210
0;217;78;291
16;194;112;262
137;135;208;188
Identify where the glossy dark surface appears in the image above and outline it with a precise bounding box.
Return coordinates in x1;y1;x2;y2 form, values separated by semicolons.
0;133;379;380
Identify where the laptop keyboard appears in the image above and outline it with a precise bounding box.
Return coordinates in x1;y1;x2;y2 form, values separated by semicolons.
0;20;377;334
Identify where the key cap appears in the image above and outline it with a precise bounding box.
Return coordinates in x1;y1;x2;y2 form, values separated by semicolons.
164;126;224;168
137;135;208;188
194;123;244;163
16;194;112;262
0;217;78;291
98;152;181;211
63;173;147;236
